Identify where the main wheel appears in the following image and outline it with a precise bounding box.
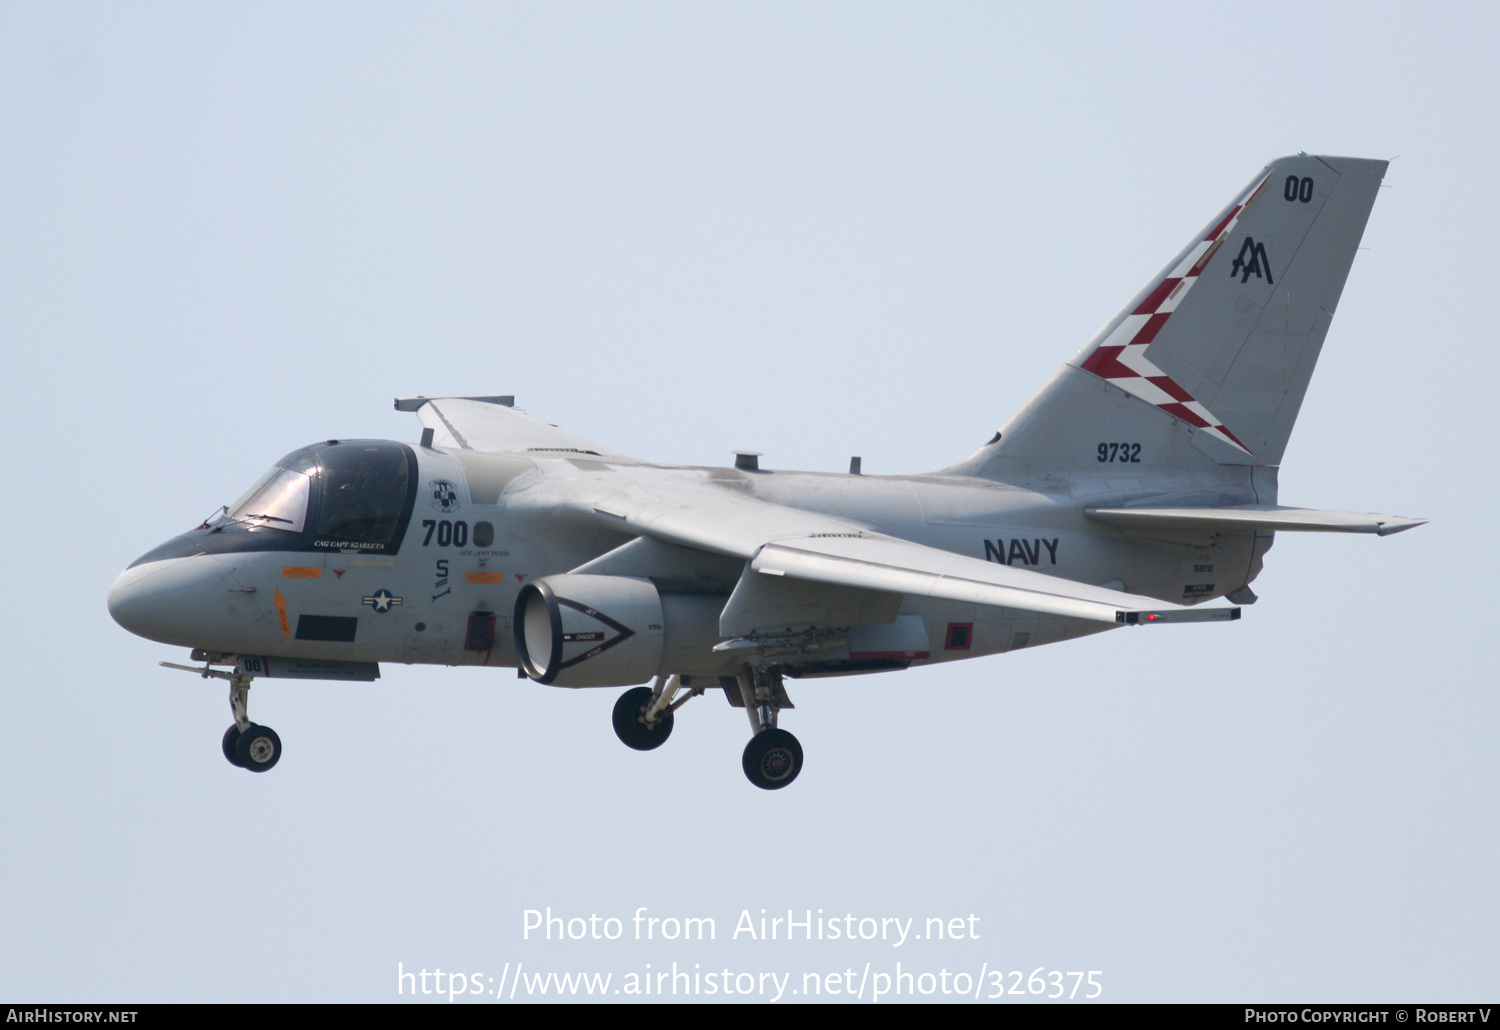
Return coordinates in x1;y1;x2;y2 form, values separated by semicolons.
234;723;282;772
222;725;244;767
612;686;674;751
742;728;803;790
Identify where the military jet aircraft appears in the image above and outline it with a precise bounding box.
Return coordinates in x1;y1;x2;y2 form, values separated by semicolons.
109;154;1423;789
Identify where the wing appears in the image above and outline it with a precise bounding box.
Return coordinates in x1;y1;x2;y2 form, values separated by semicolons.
394;395;639;460
588;473;1237;626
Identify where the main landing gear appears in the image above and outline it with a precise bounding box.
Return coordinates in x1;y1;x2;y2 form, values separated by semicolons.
735;666;802;791
612;675;700;751
612;685;675;750
743;729;802;791
163;656;282;773
609;667;803;791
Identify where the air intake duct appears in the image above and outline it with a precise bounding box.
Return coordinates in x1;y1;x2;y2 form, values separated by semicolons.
514;575;665;687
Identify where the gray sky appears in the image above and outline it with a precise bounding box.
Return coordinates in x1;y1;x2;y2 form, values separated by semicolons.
2;1;1494;1003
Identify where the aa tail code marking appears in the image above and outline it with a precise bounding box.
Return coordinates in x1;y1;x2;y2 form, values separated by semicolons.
1230;237;1273;283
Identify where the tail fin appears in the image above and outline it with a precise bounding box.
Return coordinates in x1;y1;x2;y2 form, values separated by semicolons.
952;155;1387;477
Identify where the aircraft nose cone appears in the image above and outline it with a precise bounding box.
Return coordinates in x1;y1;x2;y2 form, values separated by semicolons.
108;553;238;646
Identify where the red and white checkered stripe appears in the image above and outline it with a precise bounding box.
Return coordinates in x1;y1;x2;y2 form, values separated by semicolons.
1077;175;1272;455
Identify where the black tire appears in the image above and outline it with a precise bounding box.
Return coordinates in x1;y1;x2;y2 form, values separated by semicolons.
222;725;244;767
611;686;674;751
742;728;803;790
234;723;282;772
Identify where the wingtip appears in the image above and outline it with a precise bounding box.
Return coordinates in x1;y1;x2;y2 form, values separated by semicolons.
1376;517;1429;536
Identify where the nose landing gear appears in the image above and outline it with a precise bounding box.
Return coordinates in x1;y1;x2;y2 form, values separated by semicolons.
164;656;283;773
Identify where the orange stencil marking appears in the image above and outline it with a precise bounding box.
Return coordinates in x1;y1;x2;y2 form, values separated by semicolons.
282;566;321;579
273;589;291;637
465;572;504;584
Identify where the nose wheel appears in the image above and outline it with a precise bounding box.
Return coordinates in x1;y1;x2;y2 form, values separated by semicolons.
222;724;244;765
222;722;282;772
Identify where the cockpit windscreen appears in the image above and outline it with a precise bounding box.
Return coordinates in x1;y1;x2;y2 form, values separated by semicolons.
219;440;416;550
226;468;312;533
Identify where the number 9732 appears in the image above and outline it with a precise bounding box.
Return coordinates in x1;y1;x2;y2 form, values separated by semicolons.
1097;442;1141;463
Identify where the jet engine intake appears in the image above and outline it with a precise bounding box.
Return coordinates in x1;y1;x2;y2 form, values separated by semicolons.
515;574;665;687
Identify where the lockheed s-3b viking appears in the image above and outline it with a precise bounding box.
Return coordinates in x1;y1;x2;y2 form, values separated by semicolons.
108;154;1423;789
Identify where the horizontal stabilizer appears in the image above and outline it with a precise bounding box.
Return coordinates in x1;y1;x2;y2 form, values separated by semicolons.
755;536;1238;626
1117;608;1241;625
395;394;515;411
1085;505;1428;536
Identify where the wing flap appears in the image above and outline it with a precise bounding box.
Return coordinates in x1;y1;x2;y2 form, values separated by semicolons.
1085;505;1428;536
754;535;1238;625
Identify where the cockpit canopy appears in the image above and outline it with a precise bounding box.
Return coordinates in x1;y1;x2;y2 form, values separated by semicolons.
217;439;418;553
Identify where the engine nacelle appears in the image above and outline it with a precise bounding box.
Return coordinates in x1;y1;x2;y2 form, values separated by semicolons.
515;574;665;687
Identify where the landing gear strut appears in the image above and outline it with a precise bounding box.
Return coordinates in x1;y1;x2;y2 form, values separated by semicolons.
220;669;283;772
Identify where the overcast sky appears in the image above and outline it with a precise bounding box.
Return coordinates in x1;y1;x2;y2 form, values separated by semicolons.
2;1;1494;1003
